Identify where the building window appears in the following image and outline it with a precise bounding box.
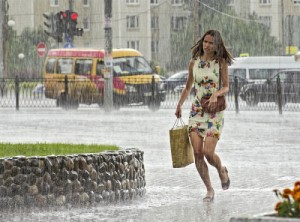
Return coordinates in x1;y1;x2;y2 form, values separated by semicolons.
150;0;158;5
259;0;271;4
294;0;300;4
171;16;186;30
50;0;58;7
151;16;159;29
83;17;90;31
151;41;159;53
171;0;183;5
127;16;139;29
83;0;89;7
127;41;140;50
126;0;139;4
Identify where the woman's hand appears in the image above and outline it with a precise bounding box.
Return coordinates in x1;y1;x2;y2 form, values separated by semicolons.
175;104;182;118
208;92;219;109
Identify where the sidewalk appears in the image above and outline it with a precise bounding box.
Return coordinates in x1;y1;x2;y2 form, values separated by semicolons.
0;108;299;221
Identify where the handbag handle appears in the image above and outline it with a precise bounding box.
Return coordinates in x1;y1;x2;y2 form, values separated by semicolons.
172;118;186;129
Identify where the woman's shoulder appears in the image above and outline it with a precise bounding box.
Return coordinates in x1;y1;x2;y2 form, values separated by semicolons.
189;58;197;66
213;57;226;65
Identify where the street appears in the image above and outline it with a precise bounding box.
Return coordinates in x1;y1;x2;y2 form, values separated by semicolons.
0;107;300;222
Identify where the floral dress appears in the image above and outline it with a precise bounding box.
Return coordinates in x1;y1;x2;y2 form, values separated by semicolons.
188;57;224;140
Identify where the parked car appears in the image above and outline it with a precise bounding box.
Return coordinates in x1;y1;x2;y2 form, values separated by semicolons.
165;70;188;93
166;71;247;95
240;69;300;106
228;74;248;94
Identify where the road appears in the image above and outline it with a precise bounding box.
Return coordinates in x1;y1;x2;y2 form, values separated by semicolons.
0;107;300;222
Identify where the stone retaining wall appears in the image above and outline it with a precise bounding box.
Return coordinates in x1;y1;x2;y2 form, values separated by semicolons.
0;148;145;209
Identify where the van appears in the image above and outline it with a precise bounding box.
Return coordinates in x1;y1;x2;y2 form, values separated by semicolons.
229;56;300;83
44;48;165;110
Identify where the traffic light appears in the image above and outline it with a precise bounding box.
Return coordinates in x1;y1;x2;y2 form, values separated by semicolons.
53;11;66;42
43;10;84;43
43;12;54;37
69;12;78;36
65;10;84;37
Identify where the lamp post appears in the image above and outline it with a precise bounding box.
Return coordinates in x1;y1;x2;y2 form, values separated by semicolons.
104;0;113;112
7;20;16;77
7;20;24;77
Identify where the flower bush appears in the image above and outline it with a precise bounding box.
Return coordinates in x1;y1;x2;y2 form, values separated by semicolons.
273;181;300;218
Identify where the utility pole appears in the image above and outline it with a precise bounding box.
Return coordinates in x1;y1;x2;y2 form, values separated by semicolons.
281;0;285;55
194;0;200;43
66;0;74;47
287;15;292;55
193;0;201;43
69;0;73;11
104;0;113;111
0;0;5;78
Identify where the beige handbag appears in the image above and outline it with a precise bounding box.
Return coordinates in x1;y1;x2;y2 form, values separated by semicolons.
169;118;194;168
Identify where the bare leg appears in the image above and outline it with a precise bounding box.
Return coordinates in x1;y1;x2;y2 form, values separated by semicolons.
190;132;214;200
204;137;229;186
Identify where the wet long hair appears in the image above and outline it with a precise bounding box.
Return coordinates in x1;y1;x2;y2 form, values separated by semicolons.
191;29;233;64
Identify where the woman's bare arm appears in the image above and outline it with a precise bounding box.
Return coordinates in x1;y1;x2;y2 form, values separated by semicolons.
175;59;195;118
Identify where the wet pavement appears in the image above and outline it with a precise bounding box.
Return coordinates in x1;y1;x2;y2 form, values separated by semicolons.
0;107;300;222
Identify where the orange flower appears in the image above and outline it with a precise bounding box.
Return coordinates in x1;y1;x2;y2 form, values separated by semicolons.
283;188;293;195
274;181;300;218
275;202;282;211
293;192;300;202
294;187;300;193
282;193;290;199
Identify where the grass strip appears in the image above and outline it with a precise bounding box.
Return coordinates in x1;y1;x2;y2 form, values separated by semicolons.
0;143;119;158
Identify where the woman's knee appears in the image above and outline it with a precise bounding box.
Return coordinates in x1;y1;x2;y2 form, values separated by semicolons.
194;151;204;159
193;150;204;162
204;152;214;165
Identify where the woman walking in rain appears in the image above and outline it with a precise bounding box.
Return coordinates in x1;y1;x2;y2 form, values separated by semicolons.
175;30;233;202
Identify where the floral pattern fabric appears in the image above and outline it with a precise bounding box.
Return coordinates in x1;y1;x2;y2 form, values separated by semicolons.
188;57;224;140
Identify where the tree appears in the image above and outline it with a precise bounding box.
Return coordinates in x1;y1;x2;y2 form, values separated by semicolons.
6;26;50;78
169;2;280;71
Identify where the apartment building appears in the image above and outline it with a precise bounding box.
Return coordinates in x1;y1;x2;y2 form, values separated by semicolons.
230;0;300;54
6;0;190;71
7;0;183;67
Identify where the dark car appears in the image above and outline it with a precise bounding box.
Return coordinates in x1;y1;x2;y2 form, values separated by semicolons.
165;70;188;93
240;69;300;106
166;71;247;95
228;74;248;94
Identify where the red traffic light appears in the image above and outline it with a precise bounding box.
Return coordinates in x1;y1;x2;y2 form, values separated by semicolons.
70;12;78;20
56;11;66;20
62;11;67;18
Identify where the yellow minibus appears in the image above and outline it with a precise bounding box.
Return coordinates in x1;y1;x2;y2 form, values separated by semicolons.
44;48;165;110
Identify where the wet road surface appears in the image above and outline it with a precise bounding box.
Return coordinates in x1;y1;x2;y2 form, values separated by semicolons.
0;107;300;221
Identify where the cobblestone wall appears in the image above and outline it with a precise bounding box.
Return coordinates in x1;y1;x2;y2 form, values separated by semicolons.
0;148;146;209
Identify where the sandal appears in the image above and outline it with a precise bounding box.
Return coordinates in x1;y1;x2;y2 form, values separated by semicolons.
221;167;230;190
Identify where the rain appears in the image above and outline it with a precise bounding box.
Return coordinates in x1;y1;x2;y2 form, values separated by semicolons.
1;0;300;221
